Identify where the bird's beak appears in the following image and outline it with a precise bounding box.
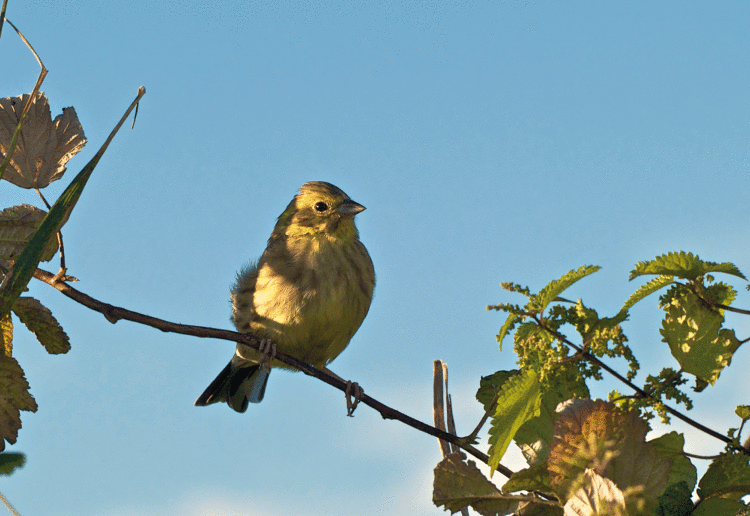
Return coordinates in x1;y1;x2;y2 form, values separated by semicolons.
339;200;366;215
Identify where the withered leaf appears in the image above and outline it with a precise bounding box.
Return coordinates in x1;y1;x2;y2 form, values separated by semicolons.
12;297;71;354
0;354;37;451
0;204;60;262
0;91;86;189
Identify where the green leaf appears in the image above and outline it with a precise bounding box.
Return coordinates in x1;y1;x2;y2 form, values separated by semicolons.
0;354;37;451
692;498;750;516
487;369;542;475
531;265;600;314
476;370;517;411
657;481;695;516
0;452;25;475
630;252;747;281
649;432;697;491
11;297;70;354
497;312;518;351
622;275;674;312
660;291;740;386
735;406;750;421
502;463;553;494
433;452;518;516
514;367;590;465
697;453;750;501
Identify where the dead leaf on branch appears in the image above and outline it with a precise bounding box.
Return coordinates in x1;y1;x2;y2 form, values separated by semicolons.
0;91;86;189
0;204;60;262
0;354;37;452
11;297;70;354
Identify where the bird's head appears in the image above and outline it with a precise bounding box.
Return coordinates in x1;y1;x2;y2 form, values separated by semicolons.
273;181;365;241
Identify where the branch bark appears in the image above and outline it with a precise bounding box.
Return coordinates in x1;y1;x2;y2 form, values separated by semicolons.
32;267;511;476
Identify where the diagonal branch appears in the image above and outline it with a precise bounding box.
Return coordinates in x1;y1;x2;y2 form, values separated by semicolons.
32;267;507;474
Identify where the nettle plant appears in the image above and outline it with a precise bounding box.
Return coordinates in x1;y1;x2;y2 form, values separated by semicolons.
433;253;750;516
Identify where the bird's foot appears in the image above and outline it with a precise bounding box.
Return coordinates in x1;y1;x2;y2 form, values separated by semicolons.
258;338;276;369
345;381;364;417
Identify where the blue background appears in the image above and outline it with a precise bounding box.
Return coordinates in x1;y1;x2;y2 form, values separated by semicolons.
3;1;750;514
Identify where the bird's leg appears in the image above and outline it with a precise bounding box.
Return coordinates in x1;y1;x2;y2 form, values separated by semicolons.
322;367;364;417
257;338;277;369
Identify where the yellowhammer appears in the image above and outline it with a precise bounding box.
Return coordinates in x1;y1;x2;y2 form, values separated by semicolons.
194;181;375;412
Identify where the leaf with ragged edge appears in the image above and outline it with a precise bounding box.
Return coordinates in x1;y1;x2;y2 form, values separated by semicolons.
0;86;145;319
11;297;70;354
433;452;518;516
502;463;553;494
515;366;590;465
0;204;60;262
622;275;674;312
0;452;25;475
0;92;87;189
476;370;517;410
630;252;747;281
1;312;11;356
649;432;697;492
487;369;542;475
696;453;750;501
660;291;740;386
0;354;37;451
497;312;518;351
531;265;601;314
563;469;627;516
548;399;671;509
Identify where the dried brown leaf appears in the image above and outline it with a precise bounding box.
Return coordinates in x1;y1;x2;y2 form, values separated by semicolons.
0;91;86;189
0;204;60;262
1;312;12;357
0;354;37;451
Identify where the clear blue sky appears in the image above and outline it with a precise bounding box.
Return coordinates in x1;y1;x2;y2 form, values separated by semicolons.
3;1;750;515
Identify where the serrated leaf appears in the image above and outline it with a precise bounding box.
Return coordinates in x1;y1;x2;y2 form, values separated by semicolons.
0;452;25;475
502;463;554;494
548;399;671;507
433;452;518;516
476;370;517;410
697;454;750;501
563;469;626;516
0;354;37;451
649;432;697;491
1;312;11;356
630;252;747;281
660;291;740;386
0;204;60;263
11;297;70;354
488;369;542;475
622;275;674;312
0;92;87;189
532;265;601;314
515;368;590;466
497;313;518;351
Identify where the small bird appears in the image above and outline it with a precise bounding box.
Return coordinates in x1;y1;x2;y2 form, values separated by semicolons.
195;181;375;412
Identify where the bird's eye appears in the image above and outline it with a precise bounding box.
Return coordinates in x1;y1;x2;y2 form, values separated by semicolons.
314;201;329;212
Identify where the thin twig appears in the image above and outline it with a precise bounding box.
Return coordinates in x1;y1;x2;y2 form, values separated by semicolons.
32;267;510;474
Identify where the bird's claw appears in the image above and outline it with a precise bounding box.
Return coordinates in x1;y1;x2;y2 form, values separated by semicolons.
258;338;276;369
345;381;364;417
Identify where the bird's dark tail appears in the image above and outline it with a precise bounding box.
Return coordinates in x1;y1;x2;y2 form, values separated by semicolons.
194;360;270;412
